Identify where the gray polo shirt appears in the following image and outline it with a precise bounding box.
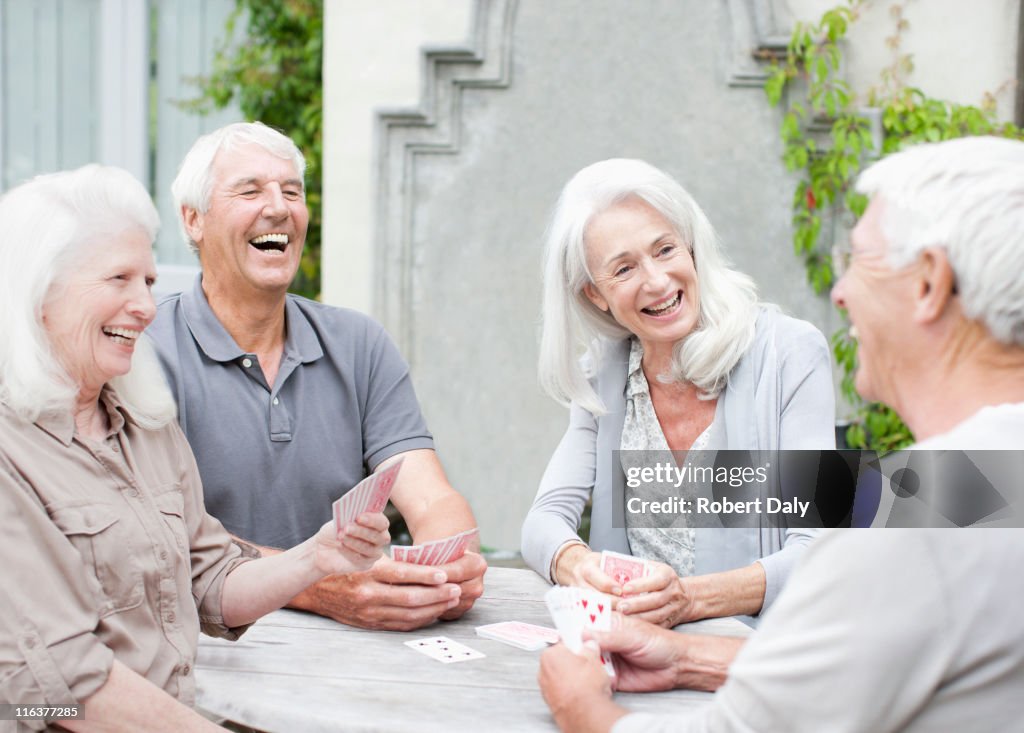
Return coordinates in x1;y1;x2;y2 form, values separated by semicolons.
147;275;434;548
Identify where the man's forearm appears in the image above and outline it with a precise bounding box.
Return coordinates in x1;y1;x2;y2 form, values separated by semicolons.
405;491;478;545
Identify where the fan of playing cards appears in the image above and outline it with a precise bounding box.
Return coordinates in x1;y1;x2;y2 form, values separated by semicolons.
332;459;404;532
544;586;616;676
391;528;480;566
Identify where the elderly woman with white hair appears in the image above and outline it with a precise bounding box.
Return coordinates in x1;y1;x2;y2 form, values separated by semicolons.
521;159;835;629
0;166;389;732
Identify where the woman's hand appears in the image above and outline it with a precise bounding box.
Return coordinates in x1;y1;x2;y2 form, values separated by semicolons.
616;560;699;627
554;545;621;594
314;512;391;576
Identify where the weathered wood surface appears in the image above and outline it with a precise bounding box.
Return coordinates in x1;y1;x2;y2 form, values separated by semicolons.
195;567;750;732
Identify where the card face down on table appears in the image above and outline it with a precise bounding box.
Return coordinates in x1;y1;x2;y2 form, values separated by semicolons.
474;621;560;651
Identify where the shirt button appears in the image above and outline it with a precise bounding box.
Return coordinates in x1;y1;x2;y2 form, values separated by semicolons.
110;443;120;452
272;397;280;405
167;612;176;623
160;550;168;561
182;664;191;676
128;489;139;498
242;357;253;368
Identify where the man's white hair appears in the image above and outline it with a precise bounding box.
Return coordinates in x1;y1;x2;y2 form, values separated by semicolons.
171;121;306;253
857;136;1024;347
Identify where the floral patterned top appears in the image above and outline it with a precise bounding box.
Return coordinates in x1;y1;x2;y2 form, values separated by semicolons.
621;339;724;577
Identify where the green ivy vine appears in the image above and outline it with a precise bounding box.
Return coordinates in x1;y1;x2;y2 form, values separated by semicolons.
765;0;1023;451
182;0;323;300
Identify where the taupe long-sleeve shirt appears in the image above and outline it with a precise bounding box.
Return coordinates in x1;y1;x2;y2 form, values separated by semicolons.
0;389;251;731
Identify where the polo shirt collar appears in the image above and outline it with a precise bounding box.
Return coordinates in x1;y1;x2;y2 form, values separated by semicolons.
180;274;247;363
283;297;324;364
180;273;324;365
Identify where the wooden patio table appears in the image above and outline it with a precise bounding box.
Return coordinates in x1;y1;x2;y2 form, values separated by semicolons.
195;566;751;732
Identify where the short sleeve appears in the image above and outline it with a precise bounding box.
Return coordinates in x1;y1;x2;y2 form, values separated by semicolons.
360;328;435;471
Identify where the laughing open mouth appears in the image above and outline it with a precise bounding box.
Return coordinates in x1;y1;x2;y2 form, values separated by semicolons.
250;233;289;252
642;291;682;316
102;327;141;346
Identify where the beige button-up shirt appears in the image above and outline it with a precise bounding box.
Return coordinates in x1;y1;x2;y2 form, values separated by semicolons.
0;389;251;731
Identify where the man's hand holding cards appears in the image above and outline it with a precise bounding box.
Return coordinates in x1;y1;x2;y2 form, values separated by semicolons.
544;586;616;676
391;528;480;566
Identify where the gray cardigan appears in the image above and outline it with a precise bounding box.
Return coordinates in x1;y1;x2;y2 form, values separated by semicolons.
521;307;836;612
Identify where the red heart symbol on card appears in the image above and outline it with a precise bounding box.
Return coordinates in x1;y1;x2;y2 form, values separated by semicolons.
598;604;605;614
581;599;589;609
589;613;597;623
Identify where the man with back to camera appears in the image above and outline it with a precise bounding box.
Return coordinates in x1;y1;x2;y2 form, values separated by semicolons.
537;136;1024;731
148;121;486;631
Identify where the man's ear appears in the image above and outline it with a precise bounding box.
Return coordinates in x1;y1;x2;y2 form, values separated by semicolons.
181;206;204;247
913;248;958;323
583;282;609;312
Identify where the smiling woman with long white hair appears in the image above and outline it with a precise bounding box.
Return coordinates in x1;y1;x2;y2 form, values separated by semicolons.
522;158;835;640
0;165;389;732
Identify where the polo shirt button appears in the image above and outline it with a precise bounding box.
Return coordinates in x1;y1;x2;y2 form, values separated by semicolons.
273;397;279;405
242;358;253;368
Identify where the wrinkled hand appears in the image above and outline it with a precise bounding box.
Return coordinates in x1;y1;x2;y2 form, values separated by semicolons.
616;560;697;627
539;641;614;731
313;512;390;575
586;613;683;692
296;555;465;631
436;551;487;621
562;550;620;595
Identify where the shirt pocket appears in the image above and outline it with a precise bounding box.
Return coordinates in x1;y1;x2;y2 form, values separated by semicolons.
50;504;144;618
152;483;190;563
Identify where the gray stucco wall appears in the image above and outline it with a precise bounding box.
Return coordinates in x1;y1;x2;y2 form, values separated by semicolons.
374;0;837;550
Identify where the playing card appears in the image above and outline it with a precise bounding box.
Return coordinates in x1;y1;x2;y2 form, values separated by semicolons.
332;458;405;533
363;459;403;513
600;550;650;587
404;636;485;664
544;586;615;676
391;528;480;566
475;621;559;651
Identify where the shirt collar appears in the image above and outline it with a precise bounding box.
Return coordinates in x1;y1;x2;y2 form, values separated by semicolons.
625;338;650;400
283;297;325;364
180;274;246;362
180;273;324;365
35;386;130;446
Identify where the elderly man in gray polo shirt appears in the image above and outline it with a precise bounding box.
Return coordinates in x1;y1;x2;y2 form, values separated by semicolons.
148;121;485;631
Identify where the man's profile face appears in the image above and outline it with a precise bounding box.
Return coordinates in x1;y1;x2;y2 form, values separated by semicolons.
188;142;309;296
831;198;918;407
